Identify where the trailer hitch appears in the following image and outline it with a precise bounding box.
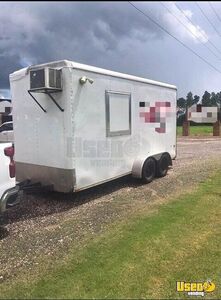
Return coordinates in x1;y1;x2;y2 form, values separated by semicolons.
0;180;54;214
19;180;53;193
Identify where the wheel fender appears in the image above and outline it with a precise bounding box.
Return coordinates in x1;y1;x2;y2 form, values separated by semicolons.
160;152;172;166
132;156;151;178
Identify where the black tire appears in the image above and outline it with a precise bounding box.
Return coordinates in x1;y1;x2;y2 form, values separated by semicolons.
142;157;156;183
156;154;169;177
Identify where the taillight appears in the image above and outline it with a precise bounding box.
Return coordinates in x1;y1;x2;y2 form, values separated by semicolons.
4;146;14;158
4;145;15;178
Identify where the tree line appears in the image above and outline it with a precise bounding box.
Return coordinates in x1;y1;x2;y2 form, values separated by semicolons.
177;91;221;109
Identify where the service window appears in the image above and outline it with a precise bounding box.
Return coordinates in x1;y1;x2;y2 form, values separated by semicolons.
105;90;131;137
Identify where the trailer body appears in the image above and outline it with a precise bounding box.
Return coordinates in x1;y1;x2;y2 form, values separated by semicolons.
10;60;177;192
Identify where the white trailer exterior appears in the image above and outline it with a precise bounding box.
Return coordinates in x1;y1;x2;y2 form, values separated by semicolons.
10;60;177;193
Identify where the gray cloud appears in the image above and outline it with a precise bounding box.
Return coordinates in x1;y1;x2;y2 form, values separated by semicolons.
0;1;217;97
0;55;23;89
0;2;167;89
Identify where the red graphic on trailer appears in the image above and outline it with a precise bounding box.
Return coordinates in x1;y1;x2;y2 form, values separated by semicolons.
139;101;171;133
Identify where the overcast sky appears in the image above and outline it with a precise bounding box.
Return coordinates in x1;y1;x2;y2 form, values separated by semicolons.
1;1;221;99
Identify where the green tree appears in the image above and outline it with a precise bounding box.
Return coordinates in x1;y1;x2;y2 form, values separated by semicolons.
210;92;217;106
193;95;200;105
177;97;186;109
201;91;211;106
186;92;194;107
177;92;200;109
215;92;221;108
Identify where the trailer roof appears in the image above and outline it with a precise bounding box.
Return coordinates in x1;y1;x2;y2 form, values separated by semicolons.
10;60;177;90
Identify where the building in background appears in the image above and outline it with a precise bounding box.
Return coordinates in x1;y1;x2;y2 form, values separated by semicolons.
0;99;12;125
188;104;218;123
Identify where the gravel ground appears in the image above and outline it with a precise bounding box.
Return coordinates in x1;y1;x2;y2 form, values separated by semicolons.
0;136;221;284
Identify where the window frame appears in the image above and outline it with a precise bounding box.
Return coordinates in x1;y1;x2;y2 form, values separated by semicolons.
105;90;132;137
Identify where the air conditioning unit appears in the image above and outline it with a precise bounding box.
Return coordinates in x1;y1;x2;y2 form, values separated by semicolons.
30;68;62;92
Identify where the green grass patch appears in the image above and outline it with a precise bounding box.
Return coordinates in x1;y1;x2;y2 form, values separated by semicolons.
177;125;213;136
1;172;221;299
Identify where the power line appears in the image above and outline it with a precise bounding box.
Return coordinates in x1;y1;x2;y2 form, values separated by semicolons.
160;1;221;60
208;2;221;25
127;1;221;75
195;2;221;39
175;2;221;56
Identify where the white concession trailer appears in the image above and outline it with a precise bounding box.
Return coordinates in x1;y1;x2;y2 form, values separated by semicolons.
10;60;177;193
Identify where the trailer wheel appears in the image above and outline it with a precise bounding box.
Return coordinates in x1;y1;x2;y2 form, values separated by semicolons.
156;154;169;177
142;158;156;183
